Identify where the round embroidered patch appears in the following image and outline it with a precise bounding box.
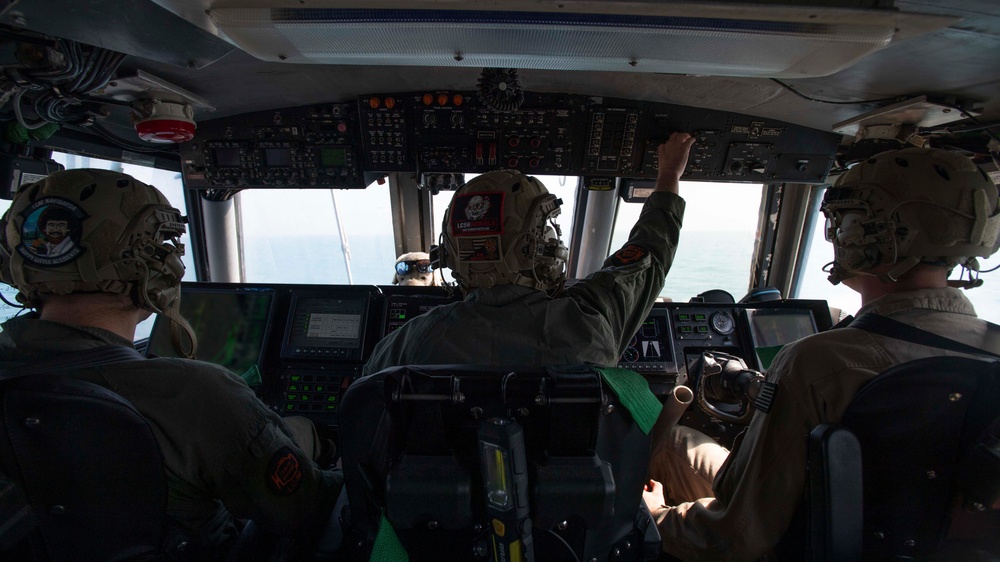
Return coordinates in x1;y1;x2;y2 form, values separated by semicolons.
16;197;87;267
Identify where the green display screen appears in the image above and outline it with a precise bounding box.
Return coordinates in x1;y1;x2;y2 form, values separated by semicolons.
320;148;347;166
147;288;273;381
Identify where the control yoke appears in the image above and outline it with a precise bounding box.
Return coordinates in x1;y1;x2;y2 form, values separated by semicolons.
696;351;778;424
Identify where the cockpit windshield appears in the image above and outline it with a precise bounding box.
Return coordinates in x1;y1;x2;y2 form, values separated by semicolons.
611;181;763;303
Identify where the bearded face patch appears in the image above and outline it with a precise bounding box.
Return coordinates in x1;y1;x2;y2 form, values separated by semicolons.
17;197;86;267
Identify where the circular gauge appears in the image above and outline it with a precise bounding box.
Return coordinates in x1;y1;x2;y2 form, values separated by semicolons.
629;336;638;348
621;347;640;362
711;312;735;335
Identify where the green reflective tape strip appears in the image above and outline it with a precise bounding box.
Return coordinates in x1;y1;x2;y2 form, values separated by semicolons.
370;512;409;562
755;345;784;370
241;364;263;387
594;366;662;435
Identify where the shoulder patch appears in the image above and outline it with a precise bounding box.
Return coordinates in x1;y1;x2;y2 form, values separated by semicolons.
609;244;647;267
266;446;304;496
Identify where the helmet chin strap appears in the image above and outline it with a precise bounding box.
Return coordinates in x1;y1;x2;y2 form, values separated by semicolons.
131;262;197;359
879;256;921;283
164;304;197;359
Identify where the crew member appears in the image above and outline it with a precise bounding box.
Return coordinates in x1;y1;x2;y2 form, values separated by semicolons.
364;132;694;373
644;147;1000;560
392;251;442;286
0;169;342;557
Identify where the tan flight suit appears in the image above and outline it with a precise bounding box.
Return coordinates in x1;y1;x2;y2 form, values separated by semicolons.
363;191;685;375
0;316;343;554
649;287;1000;561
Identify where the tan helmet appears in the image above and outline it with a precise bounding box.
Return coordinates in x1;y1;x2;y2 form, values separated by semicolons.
440;170;568;292
821;147;1000;286
0;168;197;356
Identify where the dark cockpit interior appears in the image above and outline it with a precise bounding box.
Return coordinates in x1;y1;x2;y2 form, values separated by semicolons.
145;282;830;448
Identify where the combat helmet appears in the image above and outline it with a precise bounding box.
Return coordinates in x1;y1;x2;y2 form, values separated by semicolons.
439;170;568;292
821;147;1000;286
0;168;196;356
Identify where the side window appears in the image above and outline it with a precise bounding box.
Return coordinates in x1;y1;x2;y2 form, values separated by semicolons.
0;197;15;323
0;154;192;339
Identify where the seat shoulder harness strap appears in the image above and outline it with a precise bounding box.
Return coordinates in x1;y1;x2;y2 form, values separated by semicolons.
0;345;146;381
849;313;1000;360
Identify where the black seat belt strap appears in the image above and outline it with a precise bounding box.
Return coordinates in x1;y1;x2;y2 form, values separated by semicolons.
0;345;146;381
849;313;1000;360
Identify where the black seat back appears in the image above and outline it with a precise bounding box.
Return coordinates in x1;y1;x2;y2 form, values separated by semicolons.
0;374;167;561
801;356;1000;561
339;364;656;562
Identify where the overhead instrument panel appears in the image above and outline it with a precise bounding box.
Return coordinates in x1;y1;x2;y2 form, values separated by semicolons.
357;91;839;182
359;94;413;171
180;92;840;188
585;106;640;174
179;103;365;188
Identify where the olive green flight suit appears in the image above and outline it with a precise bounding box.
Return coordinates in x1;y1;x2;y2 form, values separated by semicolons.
364;191;686;375
0;316;343;553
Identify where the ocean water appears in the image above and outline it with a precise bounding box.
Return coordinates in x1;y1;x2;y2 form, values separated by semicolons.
240;231;758;302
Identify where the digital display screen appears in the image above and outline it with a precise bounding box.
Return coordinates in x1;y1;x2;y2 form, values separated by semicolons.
618;310;675;373
284;296;365;355
383;291;462;336
212;147;241;167
146;288;274;379
307;312;360;339
748;310;817;348
320;147;347;167
265;148;292;167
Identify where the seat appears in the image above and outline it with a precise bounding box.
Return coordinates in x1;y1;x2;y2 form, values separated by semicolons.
0;374;168;561
338;364;660;562
801;356;1000;562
